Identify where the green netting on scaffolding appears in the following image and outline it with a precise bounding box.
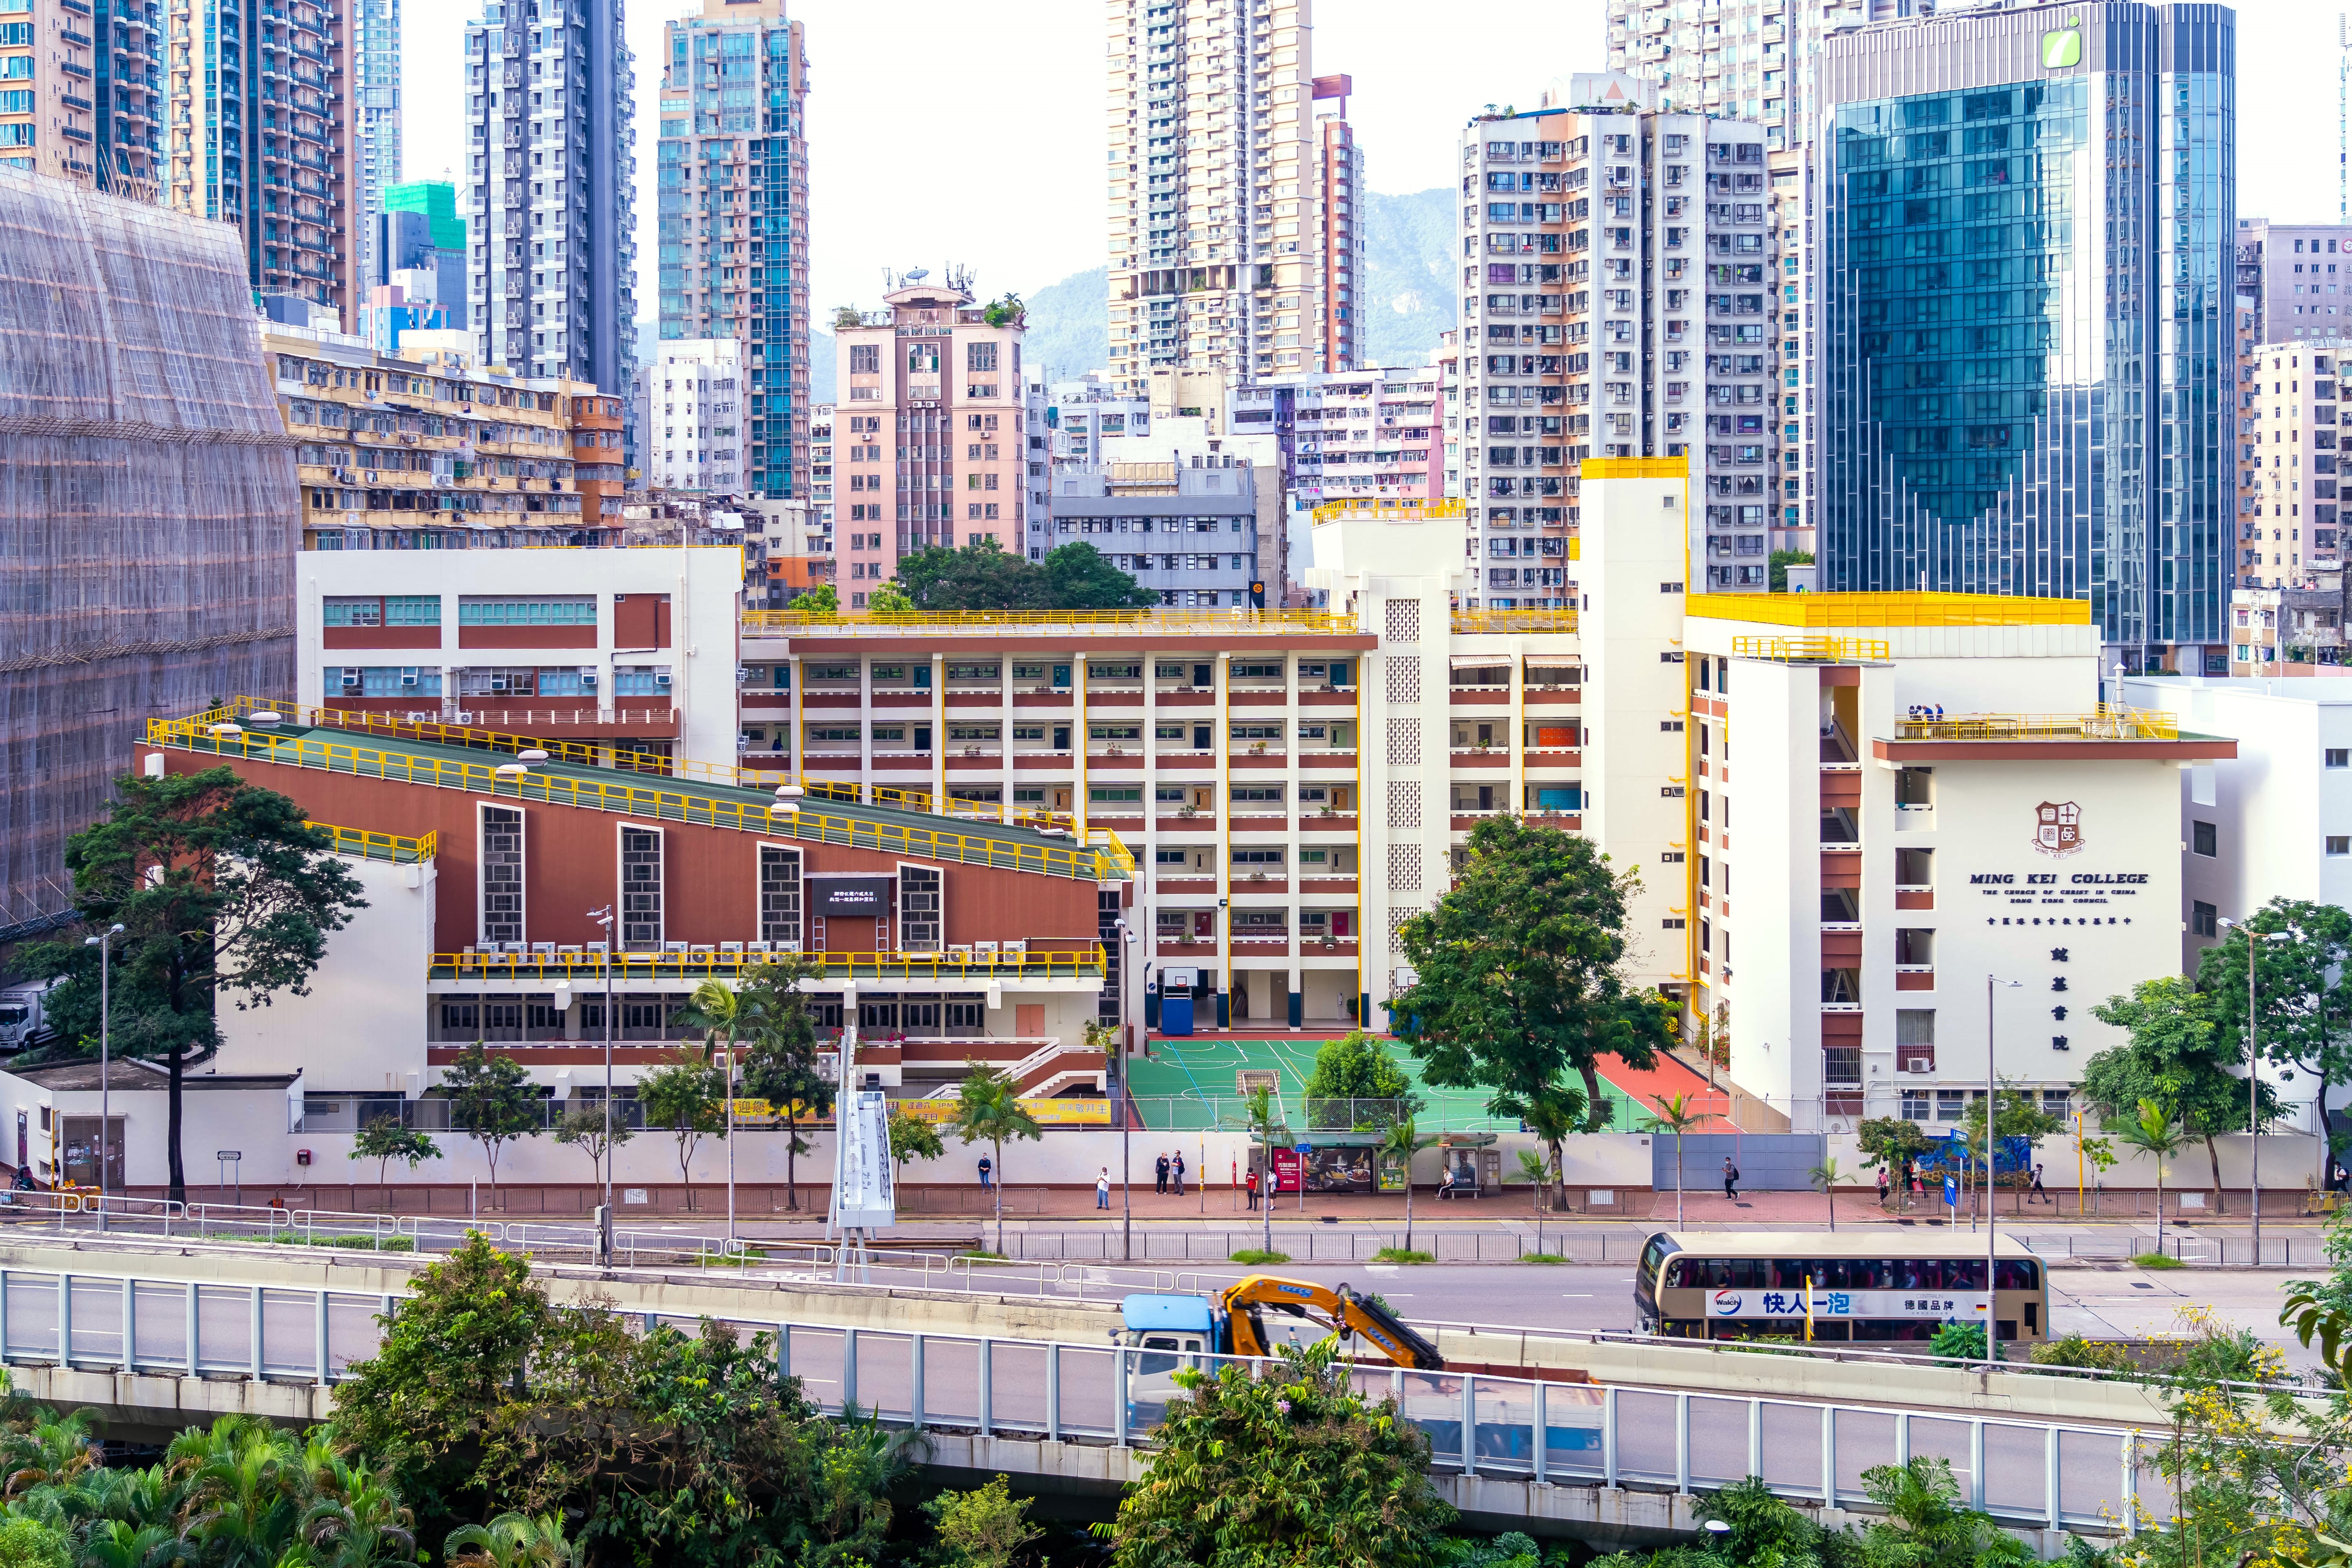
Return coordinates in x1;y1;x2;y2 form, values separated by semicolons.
0;168;299;936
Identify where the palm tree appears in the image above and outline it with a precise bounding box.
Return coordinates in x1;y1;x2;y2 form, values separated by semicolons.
0;1410;99;1497
1506;1084;1586;1224
444;1513;581;1568
1377;1116;1440;1254
946;1064;1042;1254
1810;1156;1845;1232
1241;1083;1285;1257
679;977;744;1230
1516;1149;1556;1257
171;1417;306;1568
2114;1097;2194;1258
1639;1092;1719;1227
83;1522;181;1568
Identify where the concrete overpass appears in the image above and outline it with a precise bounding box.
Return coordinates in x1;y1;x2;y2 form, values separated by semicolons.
0;1234;2172;1551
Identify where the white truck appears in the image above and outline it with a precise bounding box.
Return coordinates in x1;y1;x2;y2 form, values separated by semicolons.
0;981;61;1053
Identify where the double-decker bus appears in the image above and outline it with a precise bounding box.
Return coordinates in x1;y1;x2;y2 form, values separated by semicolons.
1634;1231;2049;1346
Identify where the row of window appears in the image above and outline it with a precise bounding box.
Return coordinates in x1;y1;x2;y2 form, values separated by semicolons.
326;665;670;697
790;659;1353;686
324;595;608;627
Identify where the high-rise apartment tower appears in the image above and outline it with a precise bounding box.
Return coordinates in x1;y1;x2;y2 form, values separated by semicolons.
1456;90;1774;607
655;0;809;503
1105;0;1363;399
166;0;354;315
463;0;635;390
1;0;162;188
352;0;398;286
1814;2;2234;666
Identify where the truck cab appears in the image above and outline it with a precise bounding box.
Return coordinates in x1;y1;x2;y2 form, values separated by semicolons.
1119;1293;1215;1364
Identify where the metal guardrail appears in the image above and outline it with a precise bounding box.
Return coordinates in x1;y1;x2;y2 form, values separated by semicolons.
427;945;1106;983
1450;608;1581;635
1730;635;1891;664
1686;591;2093;630
150;720;1128;883
309;822;437;863
740;608;1360;636
1891;706;2180;743
0;1251;2168;1533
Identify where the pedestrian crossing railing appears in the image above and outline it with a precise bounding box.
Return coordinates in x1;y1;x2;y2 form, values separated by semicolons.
0;1262;2166;1535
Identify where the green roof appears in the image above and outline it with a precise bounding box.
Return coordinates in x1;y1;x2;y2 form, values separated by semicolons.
384;182;465;252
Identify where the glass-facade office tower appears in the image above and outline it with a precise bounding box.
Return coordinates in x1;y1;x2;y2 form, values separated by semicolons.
353;0;398;287
1817;2;2233;662
655;0;808;504
463;0;635;390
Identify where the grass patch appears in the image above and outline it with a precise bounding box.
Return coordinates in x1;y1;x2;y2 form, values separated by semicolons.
271;1232;416;1252
699;1247;770;1267
2134;1252;2185;1270
1521;1251;1571;1265
1372;1247;1433;1264
1230;1248;1291;1265
958;1248;1011;1263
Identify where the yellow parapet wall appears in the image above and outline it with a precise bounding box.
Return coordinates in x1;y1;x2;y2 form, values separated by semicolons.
1690;591;2092;628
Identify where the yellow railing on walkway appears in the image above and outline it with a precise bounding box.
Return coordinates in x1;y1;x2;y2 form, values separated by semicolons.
429;946;1107;982
152;719;1132;882
1730;635;1891;664
309;822;437;863
741;607;1359;636
1452;608;1581;635
187;697;1118;846
1308;497;1466;523
1688;591;2092;629
1891;706;2180;742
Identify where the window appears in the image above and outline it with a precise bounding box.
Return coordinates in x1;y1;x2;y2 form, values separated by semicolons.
620;826;663;950
2192;820;2218;857
1823;1047;1861;1085
2192;901;2218;938
1895;847;1933;886
1897;1010;1935;1047
898;865;941;952
2331;749;2350;769
967;342;999;372
849;344;880;374
759;845;802;947
1894;929;1934;966
479;807;524;945
2330;836;2351;857
459;596;596;625
1088;786;1142;803
1232;848;1285;865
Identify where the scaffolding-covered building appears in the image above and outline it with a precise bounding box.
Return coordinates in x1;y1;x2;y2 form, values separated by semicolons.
0;170;299;939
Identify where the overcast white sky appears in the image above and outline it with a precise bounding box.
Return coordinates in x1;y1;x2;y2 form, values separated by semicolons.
399;0;2342;325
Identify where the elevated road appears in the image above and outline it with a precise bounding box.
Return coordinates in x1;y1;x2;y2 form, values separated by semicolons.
0;1232;2192;1550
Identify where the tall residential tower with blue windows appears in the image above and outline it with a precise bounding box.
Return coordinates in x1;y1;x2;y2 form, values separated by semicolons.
655;0;809;505
1816;2;2234;669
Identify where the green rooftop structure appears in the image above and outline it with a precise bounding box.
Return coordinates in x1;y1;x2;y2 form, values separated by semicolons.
383;182;465;254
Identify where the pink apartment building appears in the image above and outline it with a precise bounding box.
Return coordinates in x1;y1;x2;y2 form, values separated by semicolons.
833;276;1035;605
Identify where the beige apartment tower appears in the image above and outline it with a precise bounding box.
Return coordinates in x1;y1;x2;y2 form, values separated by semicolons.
1105;0;1363;397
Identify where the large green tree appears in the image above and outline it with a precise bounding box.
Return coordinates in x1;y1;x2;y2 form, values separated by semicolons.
731;959;830;1212
23;766;367;1207
1390;816;1670;1132
440;1045;542;1202
889;538;1159;612
2087;975;2282;1210
638;1051;726;1211
1103;1340;1456;1568
1300;1028;1418;1129
2193;897;2352;1186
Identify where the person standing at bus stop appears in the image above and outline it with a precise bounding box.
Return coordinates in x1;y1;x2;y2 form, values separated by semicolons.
1171;1150;1186;1197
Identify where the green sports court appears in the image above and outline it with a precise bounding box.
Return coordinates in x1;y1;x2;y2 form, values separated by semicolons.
1122;1035;1647;1133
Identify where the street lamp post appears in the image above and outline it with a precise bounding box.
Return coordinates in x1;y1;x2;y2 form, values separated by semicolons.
588;905;616;1265
1986;974;2021;1369
2220;917;2293;1265
1113;918;1140;1263
82;923;123;1231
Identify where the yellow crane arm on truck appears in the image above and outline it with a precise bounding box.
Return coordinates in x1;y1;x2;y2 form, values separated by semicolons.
1216;1275;1446;1369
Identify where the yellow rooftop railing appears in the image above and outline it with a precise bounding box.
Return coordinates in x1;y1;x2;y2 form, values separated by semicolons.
1730;635;1891;664
1689;591;2093;629
741;607;1359;636
1452;607;1581;635
1891;706;2180;742
1309;497;1467;523
429;945;1107;984
151;718;1132;882
309;822;438;863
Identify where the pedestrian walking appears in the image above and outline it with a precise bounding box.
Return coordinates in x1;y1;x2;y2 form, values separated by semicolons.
1171;1151;1186;1197
977;1154;993;1191
1246;1170;1260;1210
1722;1157;1740;1200
1876;1166;1891;1207
2333;1158;2350;1194
1096;1168;1111;1210
2029;1164;2050;1205
1154;1153;1169;1195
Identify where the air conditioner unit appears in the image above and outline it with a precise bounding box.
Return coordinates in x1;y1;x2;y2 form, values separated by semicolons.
399;667;419;687
1904;1057;1933;1074
579;667;598;686
654;670;672;688
339;667;361;688
490;676;510;692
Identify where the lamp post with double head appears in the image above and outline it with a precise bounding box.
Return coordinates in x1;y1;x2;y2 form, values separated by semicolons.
2219;917;2293;1265
587;905;616;1264
81;923;124;1230
1986;974;2021;1367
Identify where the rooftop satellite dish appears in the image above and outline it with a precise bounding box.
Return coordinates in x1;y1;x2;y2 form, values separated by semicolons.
904;267;931;281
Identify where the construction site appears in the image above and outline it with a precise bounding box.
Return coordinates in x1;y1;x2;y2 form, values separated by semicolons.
0;170;301;938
